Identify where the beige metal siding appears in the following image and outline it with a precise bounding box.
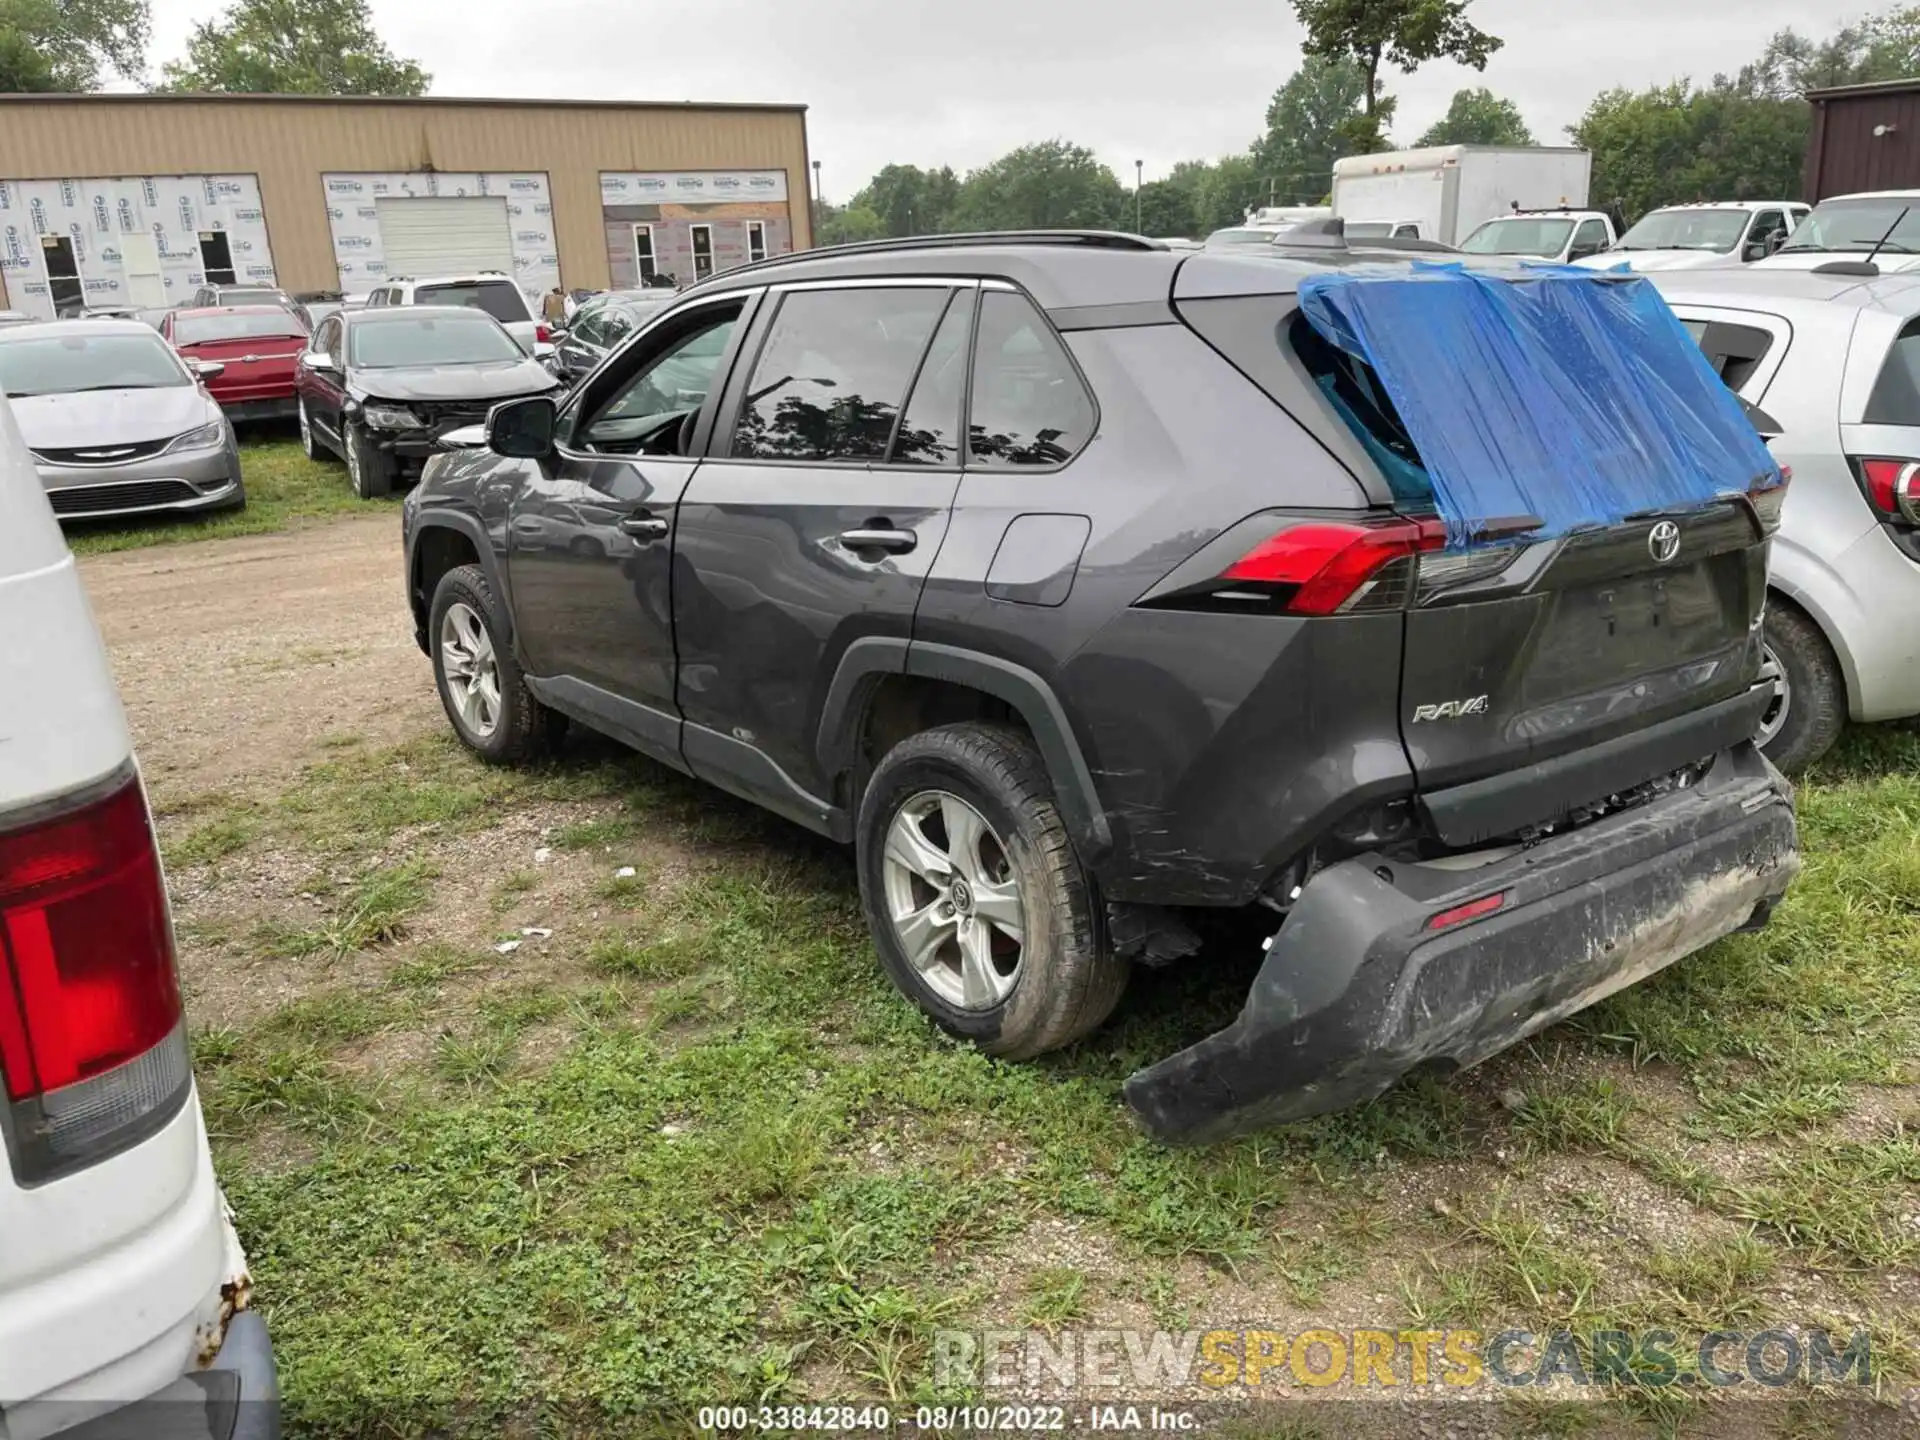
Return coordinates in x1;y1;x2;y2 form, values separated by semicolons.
0;97;811;292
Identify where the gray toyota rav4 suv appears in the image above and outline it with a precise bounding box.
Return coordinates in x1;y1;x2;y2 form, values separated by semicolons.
401;231;1800;1142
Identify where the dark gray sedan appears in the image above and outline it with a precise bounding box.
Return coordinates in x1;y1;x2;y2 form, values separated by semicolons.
0;320;243;521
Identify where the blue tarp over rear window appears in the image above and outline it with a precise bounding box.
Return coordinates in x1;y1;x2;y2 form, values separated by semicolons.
1296;266;1783;548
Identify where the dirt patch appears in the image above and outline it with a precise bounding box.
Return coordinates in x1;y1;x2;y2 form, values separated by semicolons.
79;513;437;803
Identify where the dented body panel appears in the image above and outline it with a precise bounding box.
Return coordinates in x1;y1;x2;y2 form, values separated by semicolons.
1126;743;1798;1143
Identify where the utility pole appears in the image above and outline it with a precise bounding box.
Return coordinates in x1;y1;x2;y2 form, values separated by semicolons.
811;160;823;245
1134;159;1144;233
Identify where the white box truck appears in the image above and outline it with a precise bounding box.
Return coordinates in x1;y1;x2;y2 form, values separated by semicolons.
1332;145;1595;248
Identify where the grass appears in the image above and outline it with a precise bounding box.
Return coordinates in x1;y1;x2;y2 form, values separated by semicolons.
66;433;397;555
180;723;1920;1430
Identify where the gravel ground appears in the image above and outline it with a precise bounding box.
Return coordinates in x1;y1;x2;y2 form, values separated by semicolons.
78;512;440;802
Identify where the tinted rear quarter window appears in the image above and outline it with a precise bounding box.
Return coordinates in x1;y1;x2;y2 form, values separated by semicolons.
1866;320;1920;425
416;282;531;325
967;290;1096;468
731;287;949;462
1680;319;1777;393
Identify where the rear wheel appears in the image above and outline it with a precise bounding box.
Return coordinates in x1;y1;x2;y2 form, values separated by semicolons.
1757;599;1845;774
345;419;395;499
429;564;565;763
857;723;1126;1060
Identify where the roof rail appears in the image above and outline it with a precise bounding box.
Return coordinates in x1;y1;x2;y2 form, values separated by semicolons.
686;230;1168;289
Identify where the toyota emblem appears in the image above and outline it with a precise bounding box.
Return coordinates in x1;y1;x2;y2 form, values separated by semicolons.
1648;520;1681;564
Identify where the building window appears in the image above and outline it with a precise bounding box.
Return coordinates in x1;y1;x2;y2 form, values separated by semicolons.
690;224;714;281
631;224;658;286
747;221;768;263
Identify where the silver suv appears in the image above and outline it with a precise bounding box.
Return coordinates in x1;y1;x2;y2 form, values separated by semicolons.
1655;268;1920;770
362;273;542;355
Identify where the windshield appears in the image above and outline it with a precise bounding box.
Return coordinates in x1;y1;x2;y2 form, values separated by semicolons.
1617;209;1748;253
175;311;308;345
1780;197;1920;254
1205;228;1277;247
0;331;187;398
348;314;526;368
1459;217;1575;256
415;281;532;324
216;288;285;306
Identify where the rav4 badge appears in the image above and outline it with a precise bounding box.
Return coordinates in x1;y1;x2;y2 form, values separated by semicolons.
1411;696;1490;723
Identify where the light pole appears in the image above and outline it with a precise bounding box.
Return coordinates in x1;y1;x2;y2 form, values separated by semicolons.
1134;159;1143;233
811;160;822;245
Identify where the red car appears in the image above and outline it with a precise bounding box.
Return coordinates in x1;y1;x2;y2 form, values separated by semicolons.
160;305;310;423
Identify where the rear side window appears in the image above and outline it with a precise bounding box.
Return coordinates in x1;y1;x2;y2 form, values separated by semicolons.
967;290;1096;468
889;291;973;467
1681;319;1776;394
731;287;949;462
1289;315;1431;502
1866;320;1920;425
416;281;531;325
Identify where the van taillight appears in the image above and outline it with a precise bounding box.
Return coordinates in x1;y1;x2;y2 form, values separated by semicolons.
0;769;190;1185
1854;458;1920;525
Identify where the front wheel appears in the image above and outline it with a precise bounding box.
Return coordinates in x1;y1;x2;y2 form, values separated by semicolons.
345;419;395;499
856;723;1126;1060
429;564;566;763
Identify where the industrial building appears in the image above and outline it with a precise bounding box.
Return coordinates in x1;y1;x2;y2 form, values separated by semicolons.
1805;78;1920;201
0;93;812;320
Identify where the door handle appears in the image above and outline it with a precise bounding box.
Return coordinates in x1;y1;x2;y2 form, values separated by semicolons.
619;512;669;541
838;527;918;555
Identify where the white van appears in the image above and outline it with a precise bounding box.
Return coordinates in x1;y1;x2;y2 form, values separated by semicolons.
0;398;276;1438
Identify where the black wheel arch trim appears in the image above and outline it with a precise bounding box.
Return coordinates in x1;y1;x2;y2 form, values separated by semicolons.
817;638;1113;858
410;511;511;650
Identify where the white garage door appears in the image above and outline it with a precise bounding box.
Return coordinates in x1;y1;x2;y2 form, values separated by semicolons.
375;196;513;279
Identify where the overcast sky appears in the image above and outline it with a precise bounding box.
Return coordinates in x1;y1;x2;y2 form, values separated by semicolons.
145;0;1836;197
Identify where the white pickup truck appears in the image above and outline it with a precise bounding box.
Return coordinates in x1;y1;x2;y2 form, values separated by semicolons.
0;398;277;1438
1458;207;1620;263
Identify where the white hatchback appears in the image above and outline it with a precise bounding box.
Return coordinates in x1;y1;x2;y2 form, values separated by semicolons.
0;397;277;1438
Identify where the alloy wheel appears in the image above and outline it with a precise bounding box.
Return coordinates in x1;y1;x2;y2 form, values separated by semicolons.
439;601;502;739
1757;642;1790;749
880;790;1026;1011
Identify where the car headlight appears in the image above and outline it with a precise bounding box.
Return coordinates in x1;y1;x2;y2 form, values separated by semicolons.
166;420;227;453
363;405;425;431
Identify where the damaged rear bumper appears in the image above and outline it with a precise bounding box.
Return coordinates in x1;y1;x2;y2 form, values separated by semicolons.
1124;744;1799;1144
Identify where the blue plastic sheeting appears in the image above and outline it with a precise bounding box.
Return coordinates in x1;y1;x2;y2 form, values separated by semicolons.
1296;265;1784;548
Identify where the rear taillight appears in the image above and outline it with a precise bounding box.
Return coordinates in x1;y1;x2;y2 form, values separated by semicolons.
1854;458;1920;525
535;323;552;344
1219;517;1446;616
0;769;189;1185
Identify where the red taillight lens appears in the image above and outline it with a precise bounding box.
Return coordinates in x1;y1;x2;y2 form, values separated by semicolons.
1854;457;1920;524
0;772;188;1181
535;323;552;343
1748;466;1791;533
1427;891;1507;930
0;775;181;1100
1222;517;1446;616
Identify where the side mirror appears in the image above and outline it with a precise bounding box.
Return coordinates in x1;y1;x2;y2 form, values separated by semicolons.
488;395;557;459
192;359;225;380
302;350;335;372
1744;241;1769;261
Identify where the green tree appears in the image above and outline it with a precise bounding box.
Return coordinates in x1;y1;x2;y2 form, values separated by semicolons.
1418;86;1534;146
1251;55;1379;204
1135;179;1198;237
949;141;1127;231
1174;155;1268;231
1572;81;1807;221
160;0;427;95
815;202;886;247
0;0;148;90
1736;6;1920;99
847;164;961;237
1292;0;1502;151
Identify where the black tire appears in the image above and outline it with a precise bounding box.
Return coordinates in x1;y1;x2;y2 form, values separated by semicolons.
428;564;566;764
856;722;1126;1060
1758;598;1846;774
345;419;395;499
